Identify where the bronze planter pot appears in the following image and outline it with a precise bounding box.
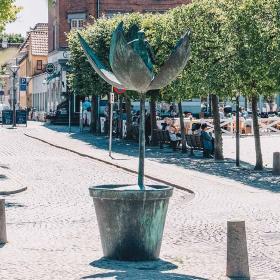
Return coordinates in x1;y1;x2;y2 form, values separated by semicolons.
89;185;173;261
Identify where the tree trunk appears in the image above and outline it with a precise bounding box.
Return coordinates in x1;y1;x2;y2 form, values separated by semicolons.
251;95;263;170
244;96;248;111
208;94;212;117
124;95;133;140
178;100;187;153
211;94;224;160
138;93;146;189
150;92;158;146
90;96;97;134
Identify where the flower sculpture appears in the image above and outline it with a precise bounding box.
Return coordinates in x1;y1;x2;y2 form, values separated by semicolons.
78;21;191;189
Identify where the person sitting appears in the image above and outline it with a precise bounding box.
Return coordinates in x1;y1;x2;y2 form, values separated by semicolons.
192;123;202;135
168;120;181;151
201;123;213;158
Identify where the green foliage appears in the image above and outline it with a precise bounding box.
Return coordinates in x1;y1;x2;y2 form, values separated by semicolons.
0;33;24;43
68;0;280;101
0;0;20;33
228;0;279;98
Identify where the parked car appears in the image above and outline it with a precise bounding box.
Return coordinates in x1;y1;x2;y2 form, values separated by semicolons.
0;104;11;123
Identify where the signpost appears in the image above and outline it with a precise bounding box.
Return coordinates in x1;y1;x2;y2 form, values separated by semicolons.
109;91;114;158
113;87;126;95
46;63;56;75
20;78;27;91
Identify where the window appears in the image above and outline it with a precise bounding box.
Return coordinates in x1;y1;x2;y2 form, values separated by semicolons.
71;19;84;30
105;10;130;18
37;60;43;70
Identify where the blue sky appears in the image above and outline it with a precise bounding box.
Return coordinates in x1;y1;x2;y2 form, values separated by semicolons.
5;0;48;37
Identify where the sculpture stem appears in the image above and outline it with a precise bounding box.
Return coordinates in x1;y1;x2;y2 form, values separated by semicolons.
138;92;146;190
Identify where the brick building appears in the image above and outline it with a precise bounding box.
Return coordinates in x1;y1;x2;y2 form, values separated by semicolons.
17;23;48;109
47;0;190;115
49;0;190;52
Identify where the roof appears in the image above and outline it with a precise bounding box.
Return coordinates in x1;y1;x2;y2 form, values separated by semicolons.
30;31;48;56
19;23;48;56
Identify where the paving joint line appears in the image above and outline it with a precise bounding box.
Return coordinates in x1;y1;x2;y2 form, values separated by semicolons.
24;133;194;195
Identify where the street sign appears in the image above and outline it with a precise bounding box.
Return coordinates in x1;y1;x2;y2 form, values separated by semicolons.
46;63;56;74
110;92;114;104
20;77;27;91
113;87;126;95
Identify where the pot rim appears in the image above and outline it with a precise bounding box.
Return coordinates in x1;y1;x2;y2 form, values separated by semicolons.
89;184;174;200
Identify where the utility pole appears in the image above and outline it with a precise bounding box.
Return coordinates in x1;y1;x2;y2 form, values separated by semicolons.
10;65;20;128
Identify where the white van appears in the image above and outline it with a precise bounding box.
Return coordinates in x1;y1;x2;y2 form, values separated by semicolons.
0;104;11;122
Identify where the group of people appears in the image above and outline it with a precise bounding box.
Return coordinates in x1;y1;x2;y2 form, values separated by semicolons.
161;117;214;157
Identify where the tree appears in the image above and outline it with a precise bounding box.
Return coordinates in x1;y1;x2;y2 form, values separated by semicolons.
229;0;279;170
0;0;20;33
162;0;237;160
0;33;24;43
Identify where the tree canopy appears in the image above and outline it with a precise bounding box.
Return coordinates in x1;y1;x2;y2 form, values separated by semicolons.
0;0;20;33
68;0;280;101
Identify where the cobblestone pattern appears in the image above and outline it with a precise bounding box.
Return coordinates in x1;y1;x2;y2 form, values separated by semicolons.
0;124;280;279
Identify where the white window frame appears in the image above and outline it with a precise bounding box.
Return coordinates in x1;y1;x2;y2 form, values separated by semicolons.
70;19;84;30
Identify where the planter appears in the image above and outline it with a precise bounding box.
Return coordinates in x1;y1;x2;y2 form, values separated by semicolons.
89;184;173;261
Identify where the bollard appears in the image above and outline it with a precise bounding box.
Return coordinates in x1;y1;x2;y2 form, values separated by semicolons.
273;152;280;176
0;199;7;244
226;221;250;279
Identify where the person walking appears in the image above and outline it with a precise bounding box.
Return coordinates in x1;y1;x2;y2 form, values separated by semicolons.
83;97;91;126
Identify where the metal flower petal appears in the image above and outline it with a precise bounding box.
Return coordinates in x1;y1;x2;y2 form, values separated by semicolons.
77;32;125;89
148;30;191;91
109;22;154;92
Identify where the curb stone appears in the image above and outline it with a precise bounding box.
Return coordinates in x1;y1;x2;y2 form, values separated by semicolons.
24;133;194;195
0;186;27;196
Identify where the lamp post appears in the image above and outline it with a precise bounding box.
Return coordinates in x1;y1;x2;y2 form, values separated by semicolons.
10;65;20;128
26;76;31;107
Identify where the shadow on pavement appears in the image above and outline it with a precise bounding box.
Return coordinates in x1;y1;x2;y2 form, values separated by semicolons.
5;202;25;208
44;124;280;193
81;258;208;279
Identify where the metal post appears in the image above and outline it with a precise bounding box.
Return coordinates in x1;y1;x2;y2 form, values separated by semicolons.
79;101;83;132
138;93;146;189
68;94;71;133
12;72;16;128
119;95;123;138
236;96;240;167
97;95;100;134
109;91;114;158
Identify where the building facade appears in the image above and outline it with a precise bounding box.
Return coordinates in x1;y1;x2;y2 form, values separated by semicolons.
17;23;48;109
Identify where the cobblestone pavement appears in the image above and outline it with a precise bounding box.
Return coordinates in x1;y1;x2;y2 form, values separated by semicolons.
0;123;280;280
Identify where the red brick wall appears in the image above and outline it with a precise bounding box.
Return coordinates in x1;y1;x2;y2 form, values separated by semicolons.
58;0;97;49
100;0;190;14
49;0;190;52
